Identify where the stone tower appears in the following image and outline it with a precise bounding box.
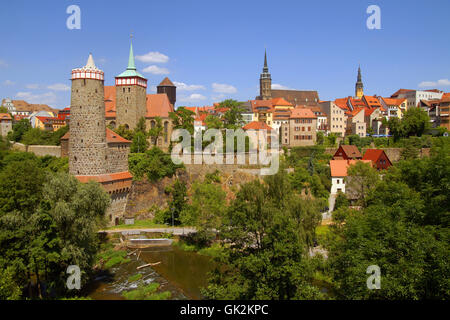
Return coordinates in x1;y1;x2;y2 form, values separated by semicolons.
157;77;176;107
259;50;272;100
69;54;107;176
355;65;364;99
115;39;148;129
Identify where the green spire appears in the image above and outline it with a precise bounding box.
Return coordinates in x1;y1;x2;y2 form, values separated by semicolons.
127;40;136;70
116;36;146;79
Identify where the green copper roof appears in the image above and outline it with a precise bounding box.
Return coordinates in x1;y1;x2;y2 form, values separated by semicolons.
116;40;146;79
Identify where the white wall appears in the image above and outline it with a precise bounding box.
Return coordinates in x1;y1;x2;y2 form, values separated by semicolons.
331;177;346;194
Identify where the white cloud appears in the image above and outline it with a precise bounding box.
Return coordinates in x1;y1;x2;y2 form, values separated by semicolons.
15;91;58;105
272;83;293;90
26;84;40;89
174;81;205;91
3;80;15;86
212;83;237;94
136;52;169;64
143;65;170;75
418;79;450;88
149;85;157;93
47;83;70;91
179;93;207;102
211;93;226;101
0;59;7;67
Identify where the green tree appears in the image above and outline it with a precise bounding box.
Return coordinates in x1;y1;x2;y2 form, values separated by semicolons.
203;169;323;300
345;161;379;207
181;181;226;246
215;99;245;129
169;107;195;135
148;116;164;146
316;131;324;145
402;107;430;137
135;117;147;135
131;131;149;153
204;114;223;129
8;119;31;142
166;179;187;226
128;147;183;182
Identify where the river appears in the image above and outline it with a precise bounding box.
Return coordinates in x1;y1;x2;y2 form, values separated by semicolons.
87;245;215;300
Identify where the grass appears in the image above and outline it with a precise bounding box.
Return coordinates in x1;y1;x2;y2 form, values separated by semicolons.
128;274;143;282
122;282;172;300
174;240;224;258
96;248;130;269
316;225;331;238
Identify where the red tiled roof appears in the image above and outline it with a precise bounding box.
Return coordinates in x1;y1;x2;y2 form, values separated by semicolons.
158;77;175;87
75;171;133;184
330;159;372;177
363;149;383;161
0;113;12;120
364;107;378;117
391;89;414;98
272;97;293;106
60;128;131;144
441;93;450;103
381;97;406;106
146;94;174;118
290;107;317;119
242;121;273;131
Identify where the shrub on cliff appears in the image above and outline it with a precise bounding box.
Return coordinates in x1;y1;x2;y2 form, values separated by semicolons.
128;146;184;182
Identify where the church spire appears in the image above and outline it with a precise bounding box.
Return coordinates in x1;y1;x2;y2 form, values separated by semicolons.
355;64;364;99
259;49;272;100
263;49;269;73
127;38;136;71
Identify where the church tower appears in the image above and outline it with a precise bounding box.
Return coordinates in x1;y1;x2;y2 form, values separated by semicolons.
259;50;272;100
157;77;177;107
69;53;107;176
355;65;364;99
115;38;148;129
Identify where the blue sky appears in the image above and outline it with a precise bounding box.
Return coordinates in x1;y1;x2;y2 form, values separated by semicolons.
1;0;450;108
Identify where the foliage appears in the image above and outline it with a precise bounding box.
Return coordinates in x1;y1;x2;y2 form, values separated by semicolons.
122;282;171;300
334;191;349;211
148;116;164;146
0;164;110;299
203;168;323;300
215;99;245;129
385;108;431;141
180;181;226;246
0;267;22;300
112;125;134;141
165;179;188;226
205;115;223;129
8;123;69;146
169;107;195;135
345;161;379;207
8;119;31;142
128;147;183;182
131;131;149;153
328;139;450;299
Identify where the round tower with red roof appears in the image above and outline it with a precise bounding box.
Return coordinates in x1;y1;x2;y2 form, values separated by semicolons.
69;53;107;176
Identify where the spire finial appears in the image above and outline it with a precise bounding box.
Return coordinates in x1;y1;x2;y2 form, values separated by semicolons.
127;36;136;70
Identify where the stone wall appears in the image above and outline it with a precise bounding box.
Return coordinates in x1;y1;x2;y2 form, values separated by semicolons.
28;145;61;157
107;191;129;225
69;78;107;176
1;122;12;137
116;85;147;130
107;143;130;173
